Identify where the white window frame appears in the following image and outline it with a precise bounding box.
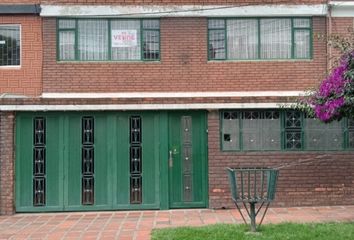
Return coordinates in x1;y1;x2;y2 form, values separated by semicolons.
0;24;21;68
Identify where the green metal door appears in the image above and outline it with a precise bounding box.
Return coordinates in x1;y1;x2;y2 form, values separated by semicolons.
15;112;160;212
168;111;208;208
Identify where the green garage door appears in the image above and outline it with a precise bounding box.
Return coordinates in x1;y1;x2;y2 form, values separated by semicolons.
15;111;207;212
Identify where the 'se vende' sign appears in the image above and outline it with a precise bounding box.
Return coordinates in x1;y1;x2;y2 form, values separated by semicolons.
111;30;137;48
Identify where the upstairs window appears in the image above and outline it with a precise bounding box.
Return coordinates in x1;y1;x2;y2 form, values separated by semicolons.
0;25;21;66
57;19;160;61
208;18;312;60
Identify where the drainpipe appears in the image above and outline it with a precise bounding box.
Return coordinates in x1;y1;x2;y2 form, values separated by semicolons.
327;0;333;72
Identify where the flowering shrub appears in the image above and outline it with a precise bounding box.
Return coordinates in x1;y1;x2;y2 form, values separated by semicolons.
295;30;354;123
310;51;354;122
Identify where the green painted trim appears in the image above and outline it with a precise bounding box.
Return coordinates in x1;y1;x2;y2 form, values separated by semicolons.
74;20;78;61
220;110;353;152
224;19;227;60
57;18;161;62
159;112;169;210
15;116;22;210
60;115;66;210
310;16;314;59
56;19;59;62
108;20;112;61
207;17;313;61
291;18;295;59
17;204;160;213
170;202;206;208
257;18;261;59
140;20;144;61
202;111;209;208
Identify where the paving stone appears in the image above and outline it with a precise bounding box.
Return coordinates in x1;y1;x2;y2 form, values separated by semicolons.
0;206;353;239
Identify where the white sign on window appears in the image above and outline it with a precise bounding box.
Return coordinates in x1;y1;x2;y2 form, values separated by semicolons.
111;30;137;48
0;40;5;45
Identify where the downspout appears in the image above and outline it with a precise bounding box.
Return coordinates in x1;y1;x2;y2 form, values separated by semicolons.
327;0;332;72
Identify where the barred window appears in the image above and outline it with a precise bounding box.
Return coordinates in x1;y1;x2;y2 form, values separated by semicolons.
0;25;20;66
221;110;351;151
208;18;312;60
221;110;281;151
58;19;160;61
304;116;344;150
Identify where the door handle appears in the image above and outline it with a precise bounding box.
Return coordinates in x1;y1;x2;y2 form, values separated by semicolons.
169;150;173;168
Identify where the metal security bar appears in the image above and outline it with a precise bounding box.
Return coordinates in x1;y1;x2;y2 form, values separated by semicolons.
130;116;143;204
33;117;46;206
82;117;95;205
227;167;279;232
221;110;353;152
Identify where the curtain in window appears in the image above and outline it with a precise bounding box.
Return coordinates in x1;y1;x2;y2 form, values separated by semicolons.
111;20;140;60
59;31;75;60
227;19;258;59
294;30;310;59
260;19;291;59
78;20;108;61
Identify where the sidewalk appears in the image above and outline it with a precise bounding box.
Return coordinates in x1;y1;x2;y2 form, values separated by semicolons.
0;205;353;240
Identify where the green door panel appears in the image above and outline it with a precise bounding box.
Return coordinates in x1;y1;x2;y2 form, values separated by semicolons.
168;111;208;208
16;113;64;212
15;111;208;212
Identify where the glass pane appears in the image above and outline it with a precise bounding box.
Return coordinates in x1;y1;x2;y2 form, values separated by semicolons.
111;20;141;60
242;111;281;151
304;118;343;150
262;118;281;150
143;19;159;29
59;31;75;60
222;112;240;151
349;131;354;148
58;19;76;29
293;18;310;28
242;122;261;151
78;20;108;61
209;30;225;59
143;30;159;60
295;30;310;58
0;25;20;66
260;19;291;59
208;19;225;29
227;19;258;59
242;112;261;151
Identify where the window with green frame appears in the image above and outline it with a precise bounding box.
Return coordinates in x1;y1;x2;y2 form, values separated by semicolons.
221;110;354;151
57;19;160;61
208;18;312;60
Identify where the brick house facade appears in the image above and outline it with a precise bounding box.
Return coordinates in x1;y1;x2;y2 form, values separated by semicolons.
0;1;353;215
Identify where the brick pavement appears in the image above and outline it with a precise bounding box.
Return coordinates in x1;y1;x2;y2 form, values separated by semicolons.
0;205;353;240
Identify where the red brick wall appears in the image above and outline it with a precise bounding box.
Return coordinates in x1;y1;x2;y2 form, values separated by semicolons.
42;17;327;93
0;112;15;215
0;16;42;96
208;111;354;208
330;17;354;58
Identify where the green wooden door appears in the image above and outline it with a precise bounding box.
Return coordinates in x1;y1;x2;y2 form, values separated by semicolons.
168;111;208;208
15;112;160;212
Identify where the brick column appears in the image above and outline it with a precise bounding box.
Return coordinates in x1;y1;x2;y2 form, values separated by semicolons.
0;112;15;215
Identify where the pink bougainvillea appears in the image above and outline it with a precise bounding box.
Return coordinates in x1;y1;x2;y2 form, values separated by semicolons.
306;50;354;122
